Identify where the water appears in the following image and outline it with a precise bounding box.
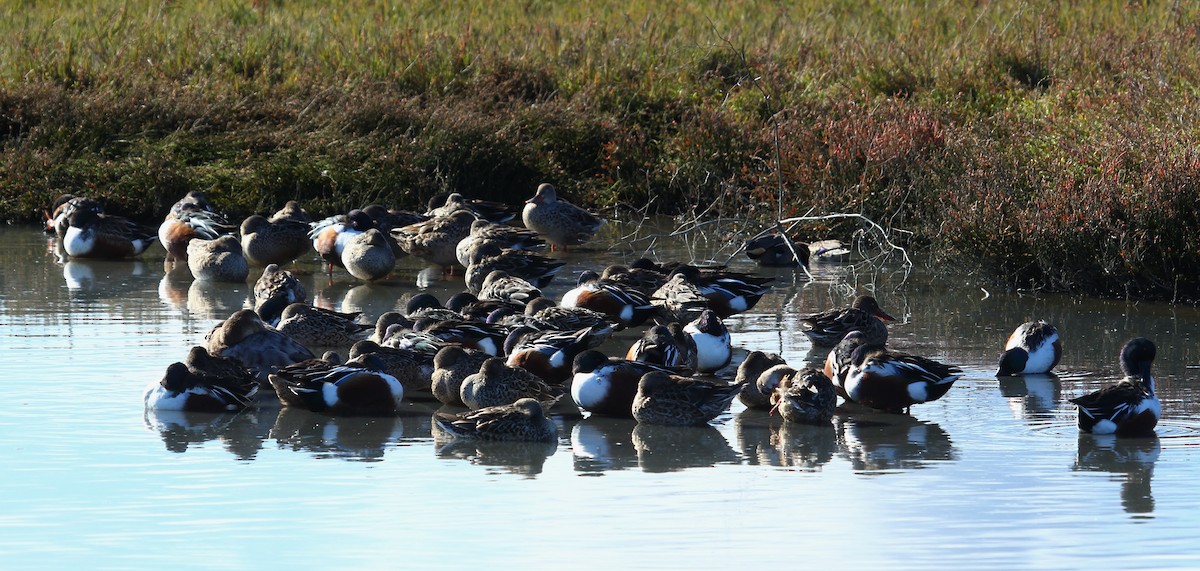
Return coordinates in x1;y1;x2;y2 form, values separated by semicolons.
3;223;1200;570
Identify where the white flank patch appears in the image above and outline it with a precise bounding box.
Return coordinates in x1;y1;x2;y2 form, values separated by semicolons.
907;381;929;402
322;382;341;407
1091;419;1118;434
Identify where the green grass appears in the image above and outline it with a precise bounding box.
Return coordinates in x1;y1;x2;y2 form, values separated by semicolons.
3;1;1200;300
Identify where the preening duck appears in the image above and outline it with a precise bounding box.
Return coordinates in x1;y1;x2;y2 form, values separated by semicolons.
825;331;961;414
997;321;1062;376
1070;337;1160;436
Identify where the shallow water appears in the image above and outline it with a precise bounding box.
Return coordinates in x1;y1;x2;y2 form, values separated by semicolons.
3;223;1200;570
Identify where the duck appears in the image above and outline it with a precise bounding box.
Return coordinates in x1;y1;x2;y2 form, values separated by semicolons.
402;293;465;323
347;340;435;397
240;213;312;266
631;371;744;426
600;262;669;295
433;398;558;442
391;209;477;268
824;331;961;414
459;357;565;410
426;192;516;224
205;309;316;384
159;201;236;262
561;270;656;329
744;232;810;267
801;294;895;347
361;203;428;232
672;265;774;318
431;345;493;406
521;183;605;249
275;303;372;349
506;324;612;384
455;218;546;267
413;318;508;356
625;323;698;370
736;352;792;410
186;235;249;283
524;304;613;333
650;272;711;325
571;350;690;418
475;270;544;306
684;309;733;373
62;208;158;259
46;194;103;237
309;209;377;272
269;200;313;224
269;355;405;416
1070;337;1160;436
464;242;564;294
997;321;1062;376
252;264;308;326
340;228;397;281
770;368;837;425
144;346;259;412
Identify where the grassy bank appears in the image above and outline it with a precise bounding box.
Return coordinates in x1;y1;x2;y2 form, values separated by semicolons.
3;1;1200;300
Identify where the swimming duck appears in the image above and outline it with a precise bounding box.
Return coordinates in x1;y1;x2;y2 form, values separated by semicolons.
744;232;810;267
997;321;1062;376
561;271;656;329
159;202;236;262
1070;337;1160;436
521;183;605;249
631;371;744;426
455;218;546;267
506;325;612;384
571;350;690;418
240;214;312;266
625;323;698;370
801;295;894;347
770;368;837;425
205;309;316;384
824;331;961;414
431;345;493;406
464;242;564;294
426;192;516;224
186;235;249;283
275;303;371;349
309;209;377;272
459;357;565;410
269;355;405;416
340;228;397;282
252;264;308;326
144;346;259;412
433;397;558;442
46;194;103;237
736;351;792;410
684;309;733;373
62;208;158;259
392;209;477;268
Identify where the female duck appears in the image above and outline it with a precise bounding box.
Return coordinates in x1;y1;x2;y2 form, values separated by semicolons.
1070;337;1160;436
521;183;605;249
997;320;1062;376
801;294;894;347
433;398;558;442
631;371;744;426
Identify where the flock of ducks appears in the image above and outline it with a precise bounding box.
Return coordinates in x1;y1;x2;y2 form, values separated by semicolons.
45;186;1163;444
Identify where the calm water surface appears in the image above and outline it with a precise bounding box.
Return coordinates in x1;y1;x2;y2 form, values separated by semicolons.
3;223;1200;570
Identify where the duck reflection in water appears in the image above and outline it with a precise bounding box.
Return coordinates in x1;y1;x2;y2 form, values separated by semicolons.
187;279;253;320
1073;433;1160;516
144;408;276;461
273;407;411;462
631;423;739;473
432;411;558;477
998;373;1062;421
733;409;786;466
835;410;956;474
62;258;149;295
733;409;836;470
571;417;640;474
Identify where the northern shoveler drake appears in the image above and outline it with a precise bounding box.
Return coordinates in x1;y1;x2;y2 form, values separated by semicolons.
1070;337;1161;436
426;192;516;224
240;214;312;266
46;194;103;237
744;232;809;267
770;368;837;425
433;397;558;442
672;265;774;318
824;331;961;414
801;294;894;347
144;346;259;412
997;320;1062;376
464;242;565;294
62;208;158;259
391;209;477;268
205;309;316;385
736;352;792;410
631;371;744;426
571;350;689;418
253;264;308;326
651;273;711;325
276;303;371;349
506;324;612;384
684;309;732;373
348;339;435;397
159;202;236;262
309;209;377;272
269;356;405;416
625;323;698;369
455;218;546;267
413;318;508;356
431;345;492;406
459;357;565;410
521;183;605;249
561;270;656;329
475;270;544;306
186;235;249;283
340;228;397;282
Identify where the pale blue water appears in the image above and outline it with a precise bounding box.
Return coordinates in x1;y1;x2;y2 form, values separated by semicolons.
2;225;1200;570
